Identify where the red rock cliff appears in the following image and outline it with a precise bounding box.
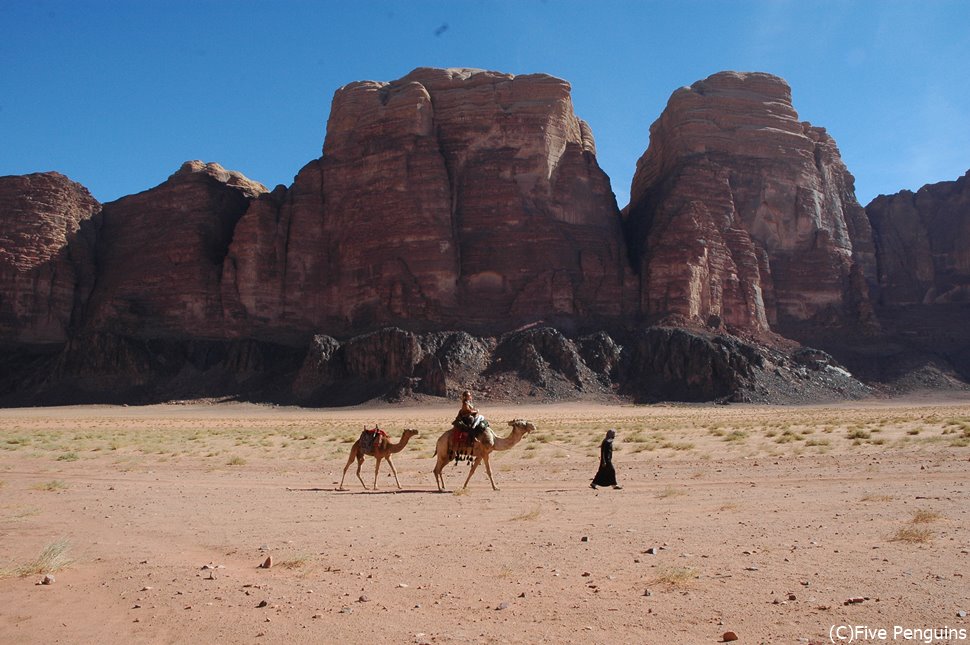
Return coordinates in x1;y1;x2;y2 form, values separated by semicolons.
81;162;266;339
0;172;101;344
624;71;876;334
866;170;970;305
224;67;632;339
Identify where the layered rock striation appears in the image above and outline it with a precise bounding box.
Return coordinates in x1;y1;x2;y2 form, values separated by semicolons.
624;72;876;335
224;68;632;339
80;161;267;339
867;170;970;305
0;172;101;345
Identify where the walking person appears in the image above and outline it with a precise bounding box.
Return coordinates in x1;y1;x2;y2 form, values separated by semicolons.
591;428;622;489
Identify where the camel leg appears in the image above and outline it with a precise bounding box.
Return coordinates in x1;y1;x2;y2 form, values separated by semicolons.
433;456;446;492
355;456;368;489
463;456;482;489
386;455;402;489
339;444;359;490
372;456;382;490
483;454;498;491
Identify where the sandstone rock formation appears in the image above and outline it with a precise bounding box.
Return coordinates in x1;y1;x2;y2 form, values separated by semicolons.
624;72;876;335
0;68;950;406
81;161;266;339
867;170;970;305
224;68;632;339
0;172;101;344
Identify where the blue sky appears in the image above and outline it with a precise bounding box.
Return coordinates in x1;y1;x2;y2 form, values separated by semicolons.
2;0;968;208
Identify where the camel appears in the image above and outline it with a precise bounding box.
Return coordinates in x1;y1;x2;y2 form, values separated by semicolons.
432;418;536;492
339;427;419;491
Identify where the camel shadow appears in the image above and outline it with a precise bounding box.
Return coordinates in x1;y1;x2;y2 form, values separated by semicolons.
286;487;441;495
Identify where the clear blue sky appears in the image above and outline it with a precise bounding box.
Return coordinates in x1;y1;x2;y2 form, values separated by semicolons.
2;0;968;208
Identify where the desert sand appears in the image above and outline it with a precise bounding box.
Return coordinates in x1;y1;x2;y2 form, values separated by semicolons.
1;399;968;644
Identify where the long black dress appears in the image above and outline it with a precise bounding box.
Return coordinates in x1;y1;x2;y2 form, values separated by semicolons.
591;436;617;487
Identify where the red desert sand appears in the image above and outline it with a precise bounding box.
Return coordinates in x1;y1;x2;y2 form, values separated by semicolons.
1;399;968;644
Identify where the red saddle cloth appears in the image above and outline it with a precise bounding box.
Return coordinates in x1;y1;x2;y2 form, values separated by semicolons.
451;427;472;447
448;427;476;462
360;426;387;454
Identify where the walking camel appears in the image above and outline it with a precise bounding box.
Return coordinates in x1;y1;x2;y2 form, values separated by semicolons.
339;427;419;491
432;419;536;491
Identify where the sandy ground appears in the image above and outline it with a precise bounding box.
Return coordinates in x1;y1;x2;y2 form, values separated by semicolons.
1;399;969;645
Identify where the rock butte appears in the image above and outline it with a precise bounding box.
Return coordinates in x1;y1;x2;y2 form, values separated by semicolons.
0;68;967;404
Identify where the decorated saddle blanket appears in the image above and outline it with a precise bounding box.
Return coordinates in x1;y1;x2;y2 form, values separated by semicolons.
359;426;387;454
448;427;477;463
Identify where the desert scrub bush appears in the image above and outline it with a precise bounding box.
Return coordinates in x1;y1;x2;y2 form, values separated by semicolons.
650;566;697;588
891;526;932;543
911;509;943;524
656;486;687;498
724;430;748;442
3;538;74;578
846;429;871;440
56;452;79;462
775;430;800;444
805;438;830;447
661;441;694;451
33;480;68;491
226;455;247;466
277;554;314;569
509;505;542;521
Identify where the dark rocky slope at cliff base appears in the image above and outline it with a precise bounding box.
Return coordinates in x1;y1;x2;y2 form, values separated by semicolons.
0;325;870;407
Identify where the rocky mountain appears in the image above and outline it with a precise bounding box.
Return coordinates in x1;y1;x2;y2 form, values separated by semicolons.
0;67;965;405
223;67;633;341
0;172;100;345
867;170;970;306
624;71;876;336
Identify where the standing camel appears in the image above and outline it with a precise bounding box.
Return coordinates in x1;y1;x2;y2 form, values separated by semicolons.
432;419;535;492
339;427;419;491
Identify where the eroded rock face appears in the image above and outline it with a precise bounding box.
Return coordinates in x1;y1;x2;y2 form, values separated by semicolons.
82;161;266;339
225;68;632;338
867;170;970;304
0;172;101;344
625;71;875;334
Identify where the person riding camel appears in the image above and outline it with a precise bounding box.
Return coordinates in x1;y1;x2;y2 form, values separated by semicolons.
454;390;494;446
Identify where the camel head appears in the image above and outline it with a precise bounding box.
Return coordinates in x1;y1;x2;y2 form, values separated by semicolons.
507;419;536;435
403;428;419;438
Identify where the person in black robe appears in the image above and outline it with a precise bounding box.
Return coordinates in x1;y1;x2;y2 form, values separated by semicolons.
591;428;622;489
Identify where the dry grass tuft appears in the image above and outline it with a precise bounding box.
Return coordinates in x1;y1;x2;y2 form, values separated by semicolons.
32;480;68;492
860;494;893;502
656;486;687;499
890;526;932;544
3;538;74;578
650;566;698;588
509;505;542;521
910;509;943;524
226;455;247;466
277;554;313;569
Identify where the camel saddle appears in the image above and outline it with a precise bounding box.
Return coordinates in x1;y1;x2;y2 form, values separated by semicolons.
449;426;477;463
359;425;387;455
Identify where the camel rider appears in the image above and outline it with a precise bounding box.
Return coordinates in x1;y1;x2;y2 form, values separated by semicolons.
455;390;494;446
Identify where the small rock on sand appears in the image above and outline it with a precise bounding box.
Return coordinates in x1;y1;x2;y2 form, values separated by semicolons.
40;575;55;585
722;631;739;642
260;556;273;569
